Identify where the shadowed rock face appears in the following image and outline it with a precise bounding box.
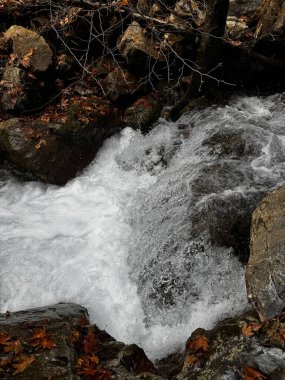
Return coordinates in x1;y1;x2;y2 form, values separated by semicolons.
0;96;122;185
246;184;285;321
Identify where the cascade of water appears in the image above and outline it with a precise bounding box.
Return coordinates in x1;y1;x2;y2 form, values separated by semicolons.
0;94;285;359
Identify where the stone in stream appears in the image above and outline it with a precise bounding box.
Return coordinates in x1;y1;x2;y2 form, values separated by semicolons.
0;303;159;380
0;96;122;185
246;184;285;321
177;310;285;380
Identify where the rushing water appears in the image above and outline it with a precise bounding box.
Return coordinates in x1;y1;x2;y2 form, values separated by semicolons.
0;94;285;359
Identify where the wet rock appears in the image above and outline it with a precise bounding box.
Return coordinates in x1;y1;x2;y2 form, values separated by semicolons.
0;303;160;380
172;0;205;26
246;185;285;321
178;311;285;380
0;97;122;185
0;66;41;112
102;68;139;101
118;22;163;65
123;94;162;129
0;303;89;379
3;26;52;72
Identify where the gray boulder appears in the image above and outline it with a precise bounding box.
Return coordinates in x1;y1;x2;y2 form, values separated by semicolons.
246;184;285;321
3;26;52;72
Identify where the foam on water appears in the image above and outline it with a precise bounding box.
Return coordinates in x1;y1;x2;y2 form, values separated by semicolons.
0;94;285;360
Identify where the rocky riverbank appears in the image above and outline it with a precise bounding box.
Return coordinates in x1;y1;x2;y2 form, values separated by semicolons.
0;0;285;184
1;183;285;379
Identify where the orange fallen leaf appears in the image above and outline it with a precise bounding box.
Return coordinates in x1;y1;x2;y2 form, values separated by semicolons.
71;330;80;343
20;48;34;69
12;354;35;375
29;328;56;350
185;354;198;367
77;353;100;375
242;323;262;337
0;356;11;368
3;339;22;354
187;335;209;352
243;366;266;380
84;329;97;354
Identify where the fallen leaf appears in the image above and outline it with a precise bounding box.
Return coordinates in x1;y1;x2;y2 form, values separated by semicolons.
77;353;99;375
12;354;35;375
29;328;56;350
84;329;97;354
242;323;262;337
185;354;198;367
71;330;80;343
243;366;266;380
0;356;11;368
35;139;47;150
187;335;209;352
3;340;22;354
20;48;34;69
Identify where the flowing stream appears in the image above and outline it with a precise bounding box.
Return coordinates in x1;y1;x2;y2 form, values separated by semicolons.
0;94;285;359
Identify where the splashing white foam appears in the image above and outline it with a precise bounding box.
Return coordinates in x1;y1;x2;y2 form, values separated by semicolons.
0;94;285;360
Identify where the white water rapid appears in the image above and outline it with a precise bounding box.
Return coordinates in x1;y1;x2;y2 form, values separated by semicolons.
1;94;285;360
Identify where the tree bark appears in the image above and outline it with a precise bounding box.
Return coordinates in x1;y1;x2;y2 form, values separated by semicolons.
169;0;229;120
190;0;229;96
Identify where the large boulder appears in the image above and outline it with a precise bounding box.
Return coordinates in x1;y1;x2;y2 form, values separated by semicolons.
118;22;163;66
3;26;52;72
177;311;285;380
246;185;285;321
0;303;159;380
0;97;122;185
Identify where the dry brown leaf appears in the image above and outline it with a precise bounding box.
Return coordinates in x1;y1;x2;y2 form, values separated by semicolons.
0;356;11;368
12;354;35;375
185;354;198;367
20;48;34;69
77;353;100;375
3;340;22;354
187;335;209;352
242;323;263;337
29;328;56;350
243;366;266;380
35;139;47;150
84;329;97;354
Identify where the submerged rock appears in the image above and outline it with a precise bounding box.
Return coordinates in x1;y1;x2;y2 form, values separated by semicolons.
246;184;285;321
